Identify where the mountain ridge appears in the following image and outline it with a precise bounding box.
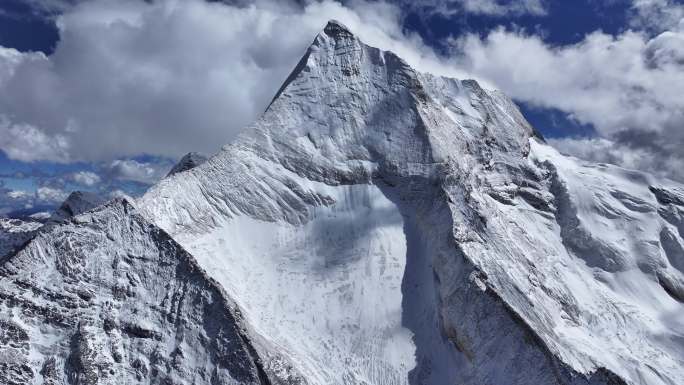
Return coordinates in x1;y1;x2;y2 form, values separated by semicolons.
139;20;684;385
0;198;275;385
0;20;682;385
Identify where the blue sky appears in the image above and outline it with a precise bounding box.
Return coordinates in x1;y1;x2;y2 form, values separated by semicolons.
403;1;631;45
0;0;682;216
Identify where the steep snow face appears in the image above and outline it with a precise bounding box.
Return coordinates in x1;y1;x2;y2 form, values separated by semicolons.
0;200;268;385
518;142;684;382
138;20;684;385
183;184;414;384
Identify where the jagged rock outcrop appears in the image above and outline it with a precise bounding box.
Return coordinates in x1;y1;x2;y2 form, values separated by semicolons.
51;191;106;222
1;191;105;260
0;218;42;261
166;152;208;177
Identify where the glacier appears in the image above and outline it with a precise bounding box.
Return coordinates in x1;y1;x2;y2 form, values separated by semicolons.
1;20;683;385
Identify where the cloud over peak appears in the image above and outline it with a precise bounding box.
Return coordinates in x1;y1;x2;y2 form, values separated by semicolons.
0;0;682;184
70;170;100;186
0;0;461;164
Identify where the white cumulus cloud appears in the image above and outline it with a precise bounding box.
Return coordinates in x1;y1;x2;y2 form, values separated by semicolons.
70;171;101;186
7;190;32;200
401;0;547;17
450;14;684;180
631;0;684;32
104;159;170;184
36;186;68;203
0;115;71;163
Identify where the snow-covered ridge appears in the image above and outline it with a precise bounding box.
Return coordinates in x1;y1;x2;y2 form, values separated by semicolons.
0;191;106;259
137;19;542;384
0;217;42;258
0;199;270;385
166;152;208;177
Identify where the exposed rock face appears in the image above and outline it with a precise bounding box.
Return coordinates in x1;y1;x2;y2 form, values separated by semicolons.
1;20;683;385
0;199;269;385
0;218;42;259
51;191;106;222
166;152;208;177
1;191;105;260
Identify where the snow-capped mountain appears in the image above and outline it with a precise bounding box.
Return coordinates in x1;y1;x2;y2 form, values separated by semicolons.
0;217;43;259
0;199;269;385
166;152;208;177
1;21;683;385
51;191;107;222
0;191;106;259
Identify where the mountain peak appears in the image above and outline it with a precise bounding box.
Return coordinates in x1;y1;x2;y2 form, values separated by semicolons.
322;19;354;37
261;20;535;173
166;151;207;177
51;190;105;221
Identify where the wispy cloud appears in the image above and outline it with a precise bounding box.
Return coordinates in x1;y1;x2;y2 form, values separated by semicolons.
549;137;684;182
0;184;68;216
0;117;70;163
408;0;548;17
36;185;68;202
